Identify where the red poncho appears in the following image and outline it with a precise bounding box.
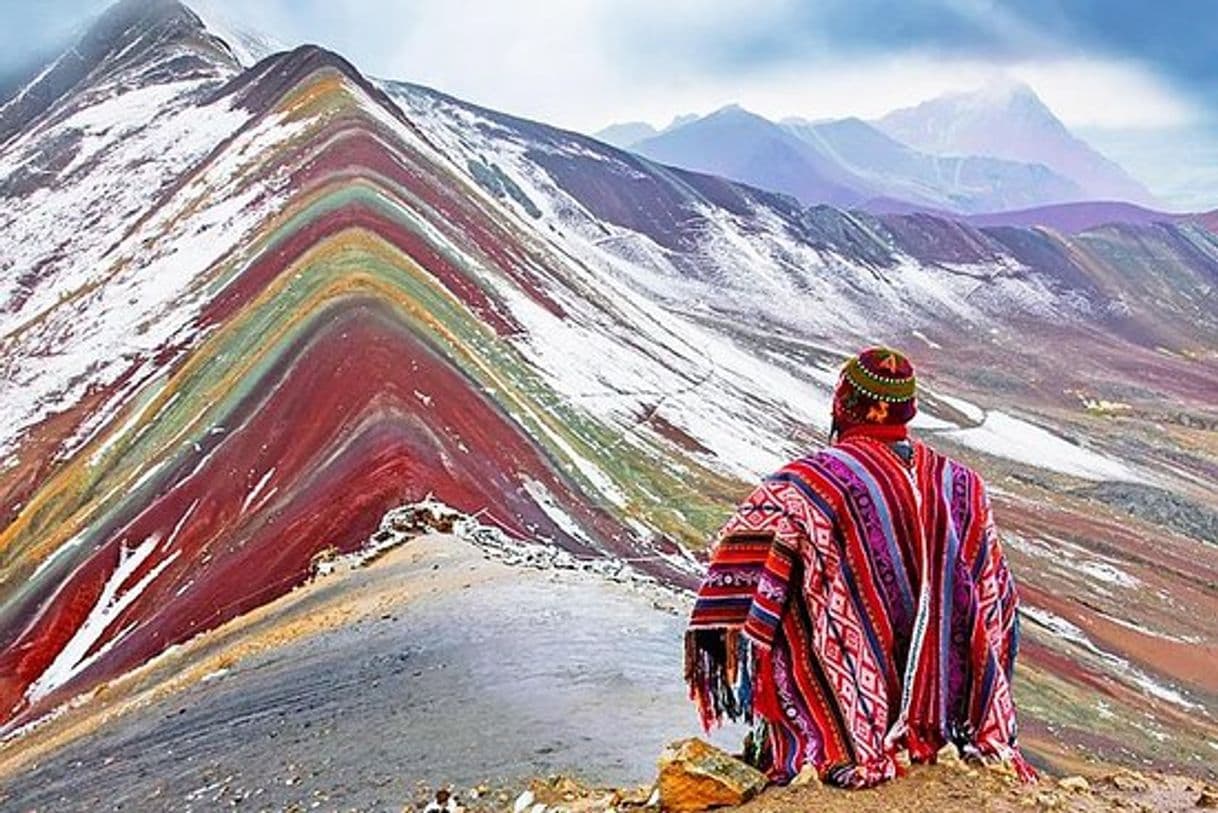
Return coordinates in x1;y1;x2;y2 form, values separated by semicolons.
685;430;1033;787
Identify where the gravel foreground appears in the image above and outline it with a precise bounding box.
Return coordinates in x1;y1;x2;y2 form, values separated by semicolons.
506;761;1218;813
0;534;740;812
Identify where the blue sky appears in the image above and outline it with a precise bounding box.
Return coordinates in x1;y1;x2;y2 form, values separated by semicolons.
2;0;1215;209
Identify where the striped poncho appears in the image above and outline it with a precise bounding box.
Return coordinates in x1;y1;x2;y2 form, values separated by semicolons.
685;432;1033;787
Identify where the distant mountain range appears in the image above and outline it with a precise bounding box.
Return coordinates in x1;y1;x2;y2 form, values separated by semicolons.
963;201;1180;233
594;114;696;151
785;113;1084;213
621;104;866;208
595;81;1158;215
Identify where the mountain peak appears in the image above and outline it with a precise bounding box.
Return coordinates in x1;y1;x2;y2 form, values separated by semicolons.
0;0;280;146
899;78;1056;124
82;0;212;55
696;103;775;129
592;113;699;150
592;120;658;150
0;0;205;142
966;78;1059;122
875;81;1156;205
978;76;1039;102
666;113;698;131
707;102;752;118
187;0;282;67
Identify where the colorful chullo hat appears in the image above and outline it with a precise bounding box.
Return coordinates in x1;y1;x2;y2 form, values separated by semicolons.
833;347;917;427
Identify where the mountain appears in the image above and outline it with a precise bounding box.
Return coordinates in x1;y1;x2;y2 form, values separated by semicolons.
593;114;699;150
964;201;1179;233
0;0;246;146
629;103;869;208
876;80;1157;205
592;121;657;149
784;115;1084;213
622;106;1090;214
3;0;1218;785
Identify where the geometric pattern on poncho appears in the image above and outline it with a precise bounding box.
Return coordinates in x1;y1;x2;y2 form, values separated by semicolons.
687;435;1032;788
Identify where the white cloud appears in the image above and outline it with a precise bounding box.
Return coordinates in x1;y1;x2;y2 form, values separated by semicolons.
1008;58;1197;129
210;0;1200;136
270;0;790;132
1079;124;1218;211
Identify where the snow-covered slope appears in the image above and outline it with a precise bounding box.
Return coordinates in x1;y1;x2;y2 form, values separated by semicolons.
388;83;1079;338
388;80;1218;356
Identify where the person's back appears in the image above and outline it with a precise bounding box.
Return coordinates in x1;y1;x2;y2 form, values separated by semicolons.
686;348;1032;788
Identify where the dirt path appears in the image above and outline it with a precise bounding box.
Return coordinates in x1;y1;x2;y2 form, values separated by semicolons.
0;535;742;812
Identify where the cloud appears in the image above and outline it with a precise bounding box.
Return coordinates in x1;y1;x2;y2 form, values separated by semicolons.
191;0;1202;134
0;0;108;75
987;0;1218;99
4;0;1211;133
216;0;795;130
1008;59;1196;129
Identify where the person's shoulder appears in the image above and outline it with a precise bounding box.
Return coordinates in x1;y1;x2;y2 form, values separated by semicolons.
916;438;988;487
766;448;835;480
755;451;840;499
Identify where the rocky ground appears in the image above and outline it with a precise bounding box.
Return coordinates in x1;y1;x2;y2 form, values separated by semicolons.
730;767;1218;813
471;751;1218;813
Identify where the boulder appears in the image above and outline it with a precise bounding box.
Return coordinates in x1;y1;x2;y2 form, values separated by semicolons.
935;743;964;768
1057;775;1091;793
1033;790;1061;809
789;764;822;788
1107;770;1149;792
657;739;767;811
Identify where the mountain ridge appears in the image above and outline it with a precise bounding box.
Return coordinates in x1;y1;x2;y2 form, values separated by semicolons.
0;0;245;146
783;113;1084;213
629;103;870;208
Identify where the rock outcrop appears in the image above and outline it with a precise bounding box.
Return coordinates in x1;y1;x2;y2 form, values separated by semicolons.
656;739;767;811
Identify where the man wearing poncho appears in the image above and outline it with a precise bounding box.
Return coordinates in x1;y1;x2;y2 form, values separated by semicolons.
685;347;1034;788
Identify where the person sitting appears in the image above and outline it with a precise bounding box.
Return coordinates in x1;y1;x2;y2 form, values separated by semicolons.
685;347;1034;788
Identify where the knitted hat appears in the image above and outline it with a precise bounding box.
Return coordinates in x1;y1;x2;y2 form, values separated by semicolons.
832;347;917;427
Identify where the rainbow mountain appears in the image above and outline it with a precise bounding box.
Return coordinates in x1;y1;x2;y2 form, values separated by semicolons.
1;0;1217;778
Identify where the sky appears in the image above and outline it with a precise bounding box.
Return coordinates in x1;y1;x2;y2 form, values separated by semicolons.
1;0;1215;209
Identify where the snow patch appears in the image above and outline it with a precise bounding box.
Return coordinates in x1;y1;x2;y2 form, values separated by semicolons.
940;410;1140;482
241;468;276;514
1022;605;1203;712
26;536;180;702
522;479;597;548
